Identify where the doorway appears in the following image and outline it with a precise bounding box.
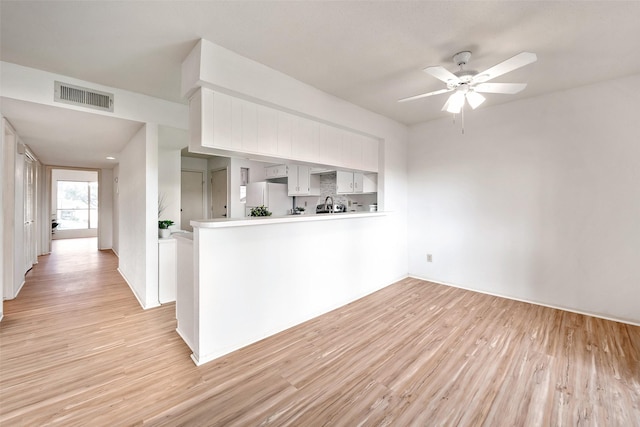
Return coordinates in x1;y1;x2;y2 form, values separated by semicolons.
181;170;204;231
51;169;99;240
210;168;228;218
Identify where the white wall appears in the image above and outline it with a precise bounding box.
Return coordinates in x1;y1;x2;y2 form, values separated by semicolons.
2;119;16;301
158;148;181;228
117;124;159;309
1;62;187;130
0;118;5;318
193;214;400;364
98;168;113;250
408;74;640;325
12;140;25;298
112;164;120;255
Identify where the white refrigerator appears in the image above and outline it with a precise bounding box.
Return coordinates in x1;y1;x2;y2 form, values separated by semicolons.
245;182;292;216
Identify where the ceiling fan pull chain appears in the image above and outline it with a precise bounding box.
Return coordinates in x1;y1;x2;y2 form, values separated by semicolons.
461;106;465;135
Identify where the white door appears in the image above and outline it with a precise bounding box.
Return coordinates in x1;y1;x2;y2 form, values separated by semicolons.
24;156;36;271
210;169;228;218
181;170;204;232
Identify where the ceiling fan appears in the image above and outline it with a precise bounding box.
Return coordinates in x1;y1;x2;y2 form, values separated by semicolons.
399;51;537;114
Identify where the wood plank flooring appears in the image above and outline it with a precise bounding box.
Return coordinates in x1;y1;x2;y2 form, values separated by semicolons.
1;238;639;426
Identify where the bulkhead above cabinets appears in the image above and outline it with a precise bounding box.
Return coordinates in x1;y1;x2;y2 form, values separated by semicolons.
189;88;379;173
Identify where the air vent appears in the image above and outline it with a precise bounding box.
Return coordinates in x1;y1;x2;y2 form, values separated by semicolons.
54;81;114;112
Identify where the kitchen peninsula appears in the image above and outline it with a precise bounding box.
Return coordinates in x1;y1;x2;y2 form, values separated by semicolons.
177;210;389;365
174;39;406;366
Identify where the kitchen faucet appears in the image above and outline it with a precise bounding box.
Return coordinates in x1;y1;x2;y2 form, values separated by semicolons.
324;196;334;213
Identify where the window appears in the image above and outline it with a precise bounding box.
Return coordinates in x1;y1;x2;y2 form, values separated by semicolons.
240;167;249;203
56;181;98;230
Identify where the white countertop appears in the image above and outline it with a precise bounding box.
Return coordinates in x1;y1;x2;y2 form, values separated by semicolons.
191;211;386;229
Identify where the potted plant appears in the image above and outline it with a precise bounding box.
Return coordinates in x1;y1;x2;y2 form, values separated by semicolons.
294;206;305;215
158;220;174;238
249;206;272;217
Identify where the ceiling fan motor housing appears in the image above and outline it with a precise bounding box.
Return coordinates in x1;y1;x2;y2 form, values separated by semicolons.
453;51;472;67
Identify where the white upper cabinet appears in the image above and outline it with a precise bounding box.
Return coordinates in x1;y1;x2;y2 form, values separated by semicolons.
292;117;319;162
277;111;293;158
241;101;258;153
319;124;343;167
288;165;320;196
336;171;377;194
265;164;288;179
212;91;232;149
336;170;354;194
190;88;379;172
361;137;379;173
257;105;278;155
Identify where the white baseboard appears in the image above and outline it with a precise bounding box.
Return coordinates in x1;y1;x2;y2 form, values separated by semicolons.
14;279;26;299
175;327;196;354
409;275;640;327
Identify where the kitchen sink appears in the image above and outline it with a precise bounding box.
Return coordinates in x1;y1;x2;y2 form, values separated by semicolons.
316;203;347;214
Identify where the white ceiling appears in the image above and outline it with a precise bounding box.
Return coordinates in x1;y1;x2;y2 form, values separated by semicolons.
2;1;640;167
1;98;143;169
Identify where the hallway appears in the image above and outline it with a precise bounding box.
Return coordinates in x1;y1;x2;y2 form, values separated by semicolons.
0;238;192;425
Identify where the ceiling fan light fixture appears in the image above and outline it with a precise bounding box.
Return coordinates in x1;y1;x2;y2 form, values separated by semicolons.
466;91;486;109
446;91;466;114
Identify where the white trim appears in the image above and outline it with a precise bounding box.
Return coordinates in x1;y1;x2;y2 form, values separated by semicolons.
14;279;26;299
409;275;640;327
192;211;387;229
4;279;27;301
175;327;196;354
117;267;160;310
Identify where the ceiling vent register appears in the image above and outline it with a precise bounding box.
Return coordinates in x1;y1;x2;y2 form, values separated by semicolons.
54;81;114;112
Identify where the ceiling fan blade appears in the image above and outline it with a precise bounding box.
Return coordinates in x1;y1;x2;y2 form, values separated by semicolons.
473;52;537;83
398;88;453;103
424;66;461;85
474;82;527;94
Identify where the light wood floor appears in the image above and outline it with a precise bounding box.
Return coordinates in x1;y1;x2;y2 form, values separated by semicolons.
1;238;639;426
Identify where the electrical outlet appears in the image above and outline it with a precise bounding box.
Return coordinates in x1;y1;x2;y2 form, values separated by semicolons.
426;254;433;262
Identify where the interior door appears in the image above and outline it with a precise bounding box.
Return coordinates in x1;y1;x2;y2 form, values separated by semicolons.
24;155;36;271
181;170;204;232
210;168;228;218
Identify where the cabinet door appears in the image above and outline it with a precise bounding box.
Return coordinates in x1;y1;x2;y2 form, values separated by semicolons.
336;170;354;194
288;165;313;195
297;165;311;193
362;173;378;193
257;106;278;155
231;97;243;149
266;165;287;179
277;111;293;158
287;165;300;196
241;101;258;152
348;134;364;170
362;137;379;172
353;172;364;193
319;124;342;166
212;91;233;149
292;117;319;161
